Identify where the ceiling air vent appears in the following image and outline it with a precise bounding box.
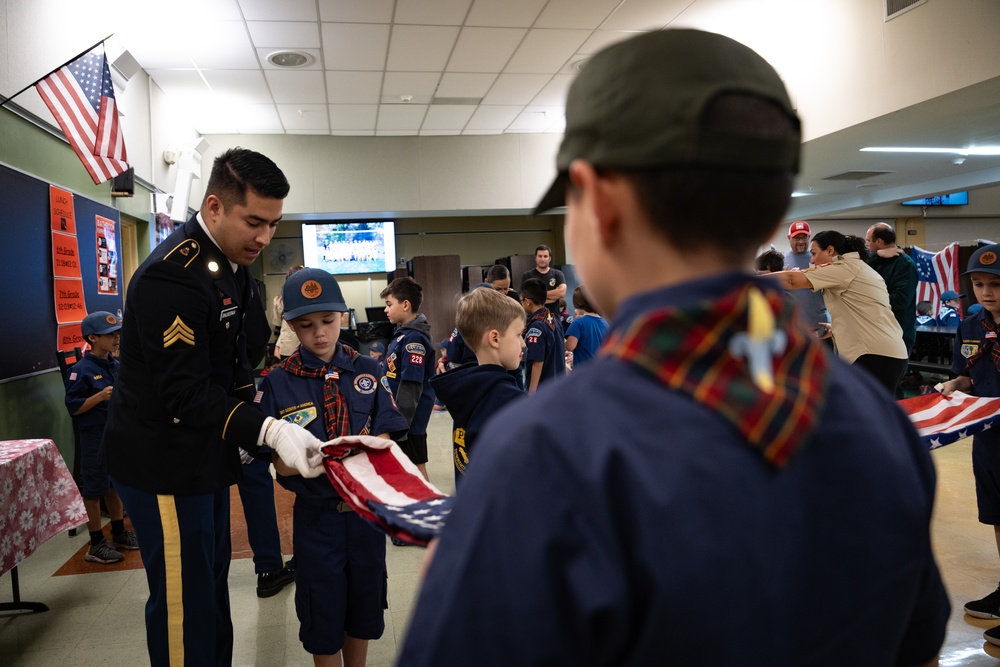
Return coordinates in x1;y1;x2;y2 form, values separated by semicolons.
431;97;483;106
885;0;926;21
822;171;894;181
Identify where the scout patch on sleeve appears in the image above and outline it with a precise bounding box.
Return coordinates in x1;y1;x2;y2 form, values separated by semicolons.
354;373;377;394
526;326;542;345
163;316;195;347
405;342;426;355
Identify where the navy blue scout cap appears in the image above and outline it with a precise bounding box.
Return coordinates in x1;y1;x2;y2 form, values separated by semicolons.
964;244;1000;277
534;29;801;214
81;311;121;336
940;290;964;302
283;268;348;320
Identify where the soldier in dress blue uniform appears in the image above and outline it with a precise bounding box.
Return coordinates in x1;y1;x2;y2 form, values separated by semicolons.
104;148;327;667
399;30;949;666
941;244;1000;648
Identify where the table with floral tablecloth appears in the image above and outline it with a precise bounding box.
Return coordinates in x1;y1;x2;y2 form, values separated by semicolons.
0;439;86;578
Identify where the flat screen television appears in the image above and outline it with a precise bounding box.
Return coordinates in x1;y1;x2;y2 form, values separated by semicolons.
901;191;969;206
301;221;396;275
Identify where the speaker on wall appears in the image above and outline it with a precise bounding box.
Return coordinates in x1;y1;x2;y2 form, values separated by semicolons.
111;167;135;198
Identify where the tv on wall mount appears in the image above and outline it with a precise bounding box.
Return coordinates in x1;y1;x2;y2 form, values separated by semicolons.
301;221;397;275
901;191;969;206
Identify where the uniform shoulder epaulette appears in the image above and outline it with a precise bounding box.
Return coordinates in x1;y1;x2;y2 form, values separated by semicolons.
162;239;200;268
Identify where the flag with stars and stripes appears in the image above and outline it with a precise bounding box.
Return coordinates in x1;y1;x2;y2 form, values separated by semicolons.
35;43;129;185
898;390;1000;449
321;435;453;546
910;243;959;319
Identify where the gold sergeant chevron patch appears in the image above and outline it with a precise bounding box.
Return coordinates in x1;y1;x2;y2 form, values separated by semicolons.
163;316;195;348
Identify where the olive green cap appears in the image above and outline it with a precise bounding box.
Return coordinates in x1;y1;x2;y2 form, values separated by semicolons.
534;29;801;214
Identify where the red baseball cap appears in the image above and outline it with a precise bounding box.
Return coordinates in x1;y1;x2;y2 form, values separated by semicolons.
788;221;810;237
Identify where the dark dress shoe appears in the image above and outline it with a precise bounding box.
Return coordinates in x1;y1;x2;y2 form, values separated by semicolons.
256;562;295;598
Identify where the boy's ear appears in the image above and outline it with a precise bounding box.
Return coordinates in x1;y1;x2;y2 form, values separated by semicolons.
486;328;501;349
402;299;412;312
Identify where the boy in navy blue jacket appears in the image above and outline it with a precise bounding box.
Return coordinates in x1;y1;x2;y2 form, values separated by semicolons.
430;288;525;486
519;278;565;393
65;311;138;563
255;268;407;666
379;277;435;481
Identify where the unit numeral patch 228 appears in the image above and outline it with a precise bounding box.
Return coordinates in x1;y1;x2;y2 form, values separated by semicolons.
405;342;426;365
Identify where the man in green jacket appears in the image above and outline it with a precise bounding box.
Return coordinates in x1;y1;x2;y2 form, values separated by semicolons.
866;222;918;356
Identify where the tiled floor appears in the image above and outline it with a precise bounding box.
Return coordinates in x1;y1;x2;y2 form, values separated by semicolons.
3;413;1000;665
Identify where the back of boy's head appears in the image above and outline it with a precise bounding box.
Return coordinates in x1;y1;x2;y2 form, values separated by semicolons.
754;249;784;273
282;267;348;320
916;301;932;316
519;278;547;307
457;287;526;352
572;286;597;313
381;276;423;311
485;264;510;283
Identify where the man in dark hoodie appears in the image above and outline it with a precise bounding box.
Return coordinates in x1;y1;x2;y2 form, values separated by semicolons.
430;288;526;487
380;277;436;482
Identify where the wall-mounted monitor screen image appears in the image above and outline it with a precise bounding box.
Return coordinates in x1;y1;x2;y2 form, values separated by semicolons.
301;221;396;275
901;191;969;206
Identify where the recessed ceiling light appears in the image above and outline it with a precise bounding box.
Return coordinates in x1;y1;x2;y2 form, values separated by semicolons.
860;145;1000;156
267;50;314;68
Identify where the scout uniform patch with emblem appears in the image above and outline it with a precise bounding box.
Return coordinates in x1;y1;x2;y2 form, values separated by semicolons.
280;406;318;428
962;342;982;358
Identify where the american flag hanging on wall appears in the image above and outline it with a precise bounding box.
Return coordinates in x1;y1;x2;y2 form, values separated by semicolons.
35;43;129;185
911;243;960;319
898;391;1000;449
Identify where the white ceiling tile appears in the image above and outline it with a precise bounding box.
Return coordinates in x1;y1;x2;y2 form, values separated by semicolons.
147;69;212;98
531;74;574;105
435;73;497;98
447;28;526;72
238;0;317;21
327;71;383;103
395;0;473;26
322;23;390;70
383;72;442;101
247;22;321;48
422;105;476;130
420;129;462;136
233;104;284;131
465;105;522;131
186;22;260;69
256;47;323;70
202;70;271;100
387;25;460;72
332;130;376;136
482;73;550;105
600;0;688;31
535;0;621;30
265;70;327;104
318;0;394;23
506;29;590;73
329;105;378;130
508;110;550;131
546;116;566;133
277;104;331;130
466;0;546;27
577;30;643;55
377;104;429;130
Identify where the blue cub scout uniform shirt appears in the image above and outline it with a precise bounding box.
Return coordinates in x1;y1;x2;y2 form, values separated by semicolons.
524;308;565;384
65;352;119;429
255;344;408;500
952;310;1000;398
381;322;436;435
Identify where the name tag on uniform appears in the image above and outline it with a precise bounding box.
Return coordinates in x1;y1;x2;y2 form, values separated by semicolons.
220;306;238;321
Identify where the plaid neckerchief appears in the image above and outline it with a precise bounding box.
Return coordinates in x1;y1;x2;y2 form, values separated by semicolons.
601;283;829;468
968;316;1000;372
280;344;359;440
525;306;556;334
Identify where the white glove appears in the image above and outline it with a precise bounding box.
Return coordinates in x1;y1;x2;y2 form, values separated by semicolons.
265;418;326;478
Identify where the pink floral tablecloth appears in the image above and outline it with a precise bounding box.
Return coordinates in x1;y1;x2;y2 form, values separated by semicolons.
0;439;86;577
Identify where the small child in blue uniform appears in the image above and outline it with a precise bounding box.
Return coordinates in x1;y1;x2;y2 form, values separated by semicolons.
64;311;138;563
519;277;565;393
937;289;964;326
255;268;408;666
915;300;935;326
379;277;436;482
564;286;609;370
940;244;1000;646
430;288;525;486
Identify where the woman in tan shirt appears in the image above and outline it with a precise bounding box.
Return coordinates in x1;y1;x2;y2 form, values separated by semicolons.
770;231;908;393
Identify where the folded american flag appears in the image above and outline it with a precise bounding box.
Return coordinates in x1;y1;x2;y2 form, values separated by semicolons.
321;435;453;546
898;389;1000;449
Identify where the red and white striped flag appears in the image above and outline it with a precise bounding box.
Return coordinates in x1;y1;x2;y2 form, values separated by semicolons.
35;43;129;185
911;243;960;319
321;435;453;546
898;390;1000;449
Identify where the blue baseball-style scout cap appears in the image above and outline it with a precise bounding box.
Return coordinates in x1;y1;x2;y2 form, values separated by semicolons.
940;290;964;302
533;29;801;214
283;268;348;320
81;311;121;337
964;244;1000;277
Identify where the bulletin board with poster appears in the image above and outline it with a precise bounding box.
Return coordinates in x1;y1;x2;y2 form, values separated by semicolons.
0;162;123;382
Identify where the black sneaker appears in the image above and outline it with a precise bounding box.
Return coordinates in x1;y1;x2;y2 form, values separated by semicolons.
965;583;1000;619
84;538;124;564
256;562;295;598
986;624;1000;647
390;536;417;547
112;529;140;551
